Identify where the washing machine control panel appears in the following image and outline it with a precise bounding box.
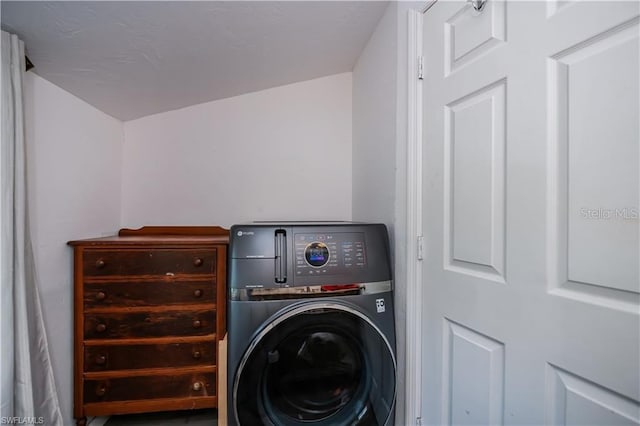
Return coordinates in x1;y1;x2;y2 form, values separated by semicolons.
295;232;366;276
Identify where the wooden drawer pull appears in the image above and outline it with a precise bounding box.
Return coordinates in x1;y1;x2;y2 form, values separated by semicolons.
192;351;202;359
95;259;106;269
193;257;204;267
193;289;203;298
192;381;202;391
95;384;107;397
95;355;107;365
192;320;202;329
95;323;107;333
95;291;107;301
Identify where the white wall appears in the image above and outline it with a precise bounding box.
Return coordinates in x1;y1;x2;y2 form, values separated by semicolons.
352;5;398;228
122;73;353;227
352;2;402;422
24;73;123;424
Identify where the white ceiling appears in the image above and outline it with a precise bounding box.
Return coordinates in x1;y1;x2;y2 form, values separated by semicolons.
1;1;388;121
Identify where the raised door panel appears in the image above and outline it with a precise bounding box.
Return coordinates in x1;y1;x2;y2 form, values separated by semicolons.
442;320;505;426
546;365;639;425
548;16;639;305
445;79;506;282
445;0;506;75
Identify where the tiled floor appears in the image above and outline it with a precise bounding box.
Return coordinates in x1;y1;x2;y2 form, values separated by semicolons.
103;409;217;425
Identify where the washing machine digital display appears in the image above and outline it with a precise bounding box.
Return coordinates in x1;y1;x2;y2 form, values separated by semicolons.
304;242;330;267
295;232;366;276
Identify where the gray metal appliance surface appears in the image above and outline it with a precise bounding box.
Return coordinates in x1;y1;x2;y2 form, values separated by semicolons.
227;223;396;426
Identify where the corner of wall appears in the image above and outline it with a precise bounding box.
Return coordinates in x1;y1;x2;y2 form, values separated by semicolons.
351;0;399;225
25;74;125;424
351;3;425;425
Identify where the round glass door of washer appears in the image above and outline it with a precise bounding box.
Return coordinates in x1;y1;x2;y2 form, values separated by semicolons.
233;303;396;426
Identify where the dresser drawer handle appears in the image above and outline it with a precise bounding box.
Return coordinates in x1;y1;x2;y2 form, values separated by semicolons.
95;323;107;333
193;258;204;267
95;291;107;301
95;355;107;365
193;289;203;298
95;383;107;397
95;259;106;269
192;381;202;391
192;351;202;359
192;320;202;329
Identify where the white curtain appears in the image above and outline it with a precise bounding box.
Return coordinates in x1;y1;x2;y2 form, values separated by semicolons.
1;31;63;425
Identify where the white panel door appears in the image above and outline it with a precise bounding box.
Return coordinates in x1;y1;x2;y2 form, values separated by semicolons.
421;1;639;425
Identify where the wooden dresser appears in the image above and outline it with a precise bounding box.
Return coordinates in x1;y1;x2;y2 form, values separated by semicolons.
68;226;228;426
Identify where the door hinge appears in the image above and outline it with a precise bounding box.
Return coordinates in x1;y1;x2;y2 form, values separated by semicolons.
418;56;424;80
417;236;424;260
416;417;423;426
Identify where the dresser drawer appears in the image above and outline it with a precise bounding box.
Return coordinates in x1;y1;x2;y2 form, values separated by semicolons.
84;341;216;372
84;280;216;308
84;309;215;339
83;371;215;404
83;249;216;277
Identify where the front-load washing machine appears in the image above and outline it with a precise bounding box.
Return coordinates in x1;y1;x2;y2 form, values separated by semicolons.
227;223;396;426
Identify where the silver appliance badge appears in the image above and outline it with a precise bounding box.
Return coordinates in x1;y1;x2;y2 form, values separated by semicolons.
376;298;386;313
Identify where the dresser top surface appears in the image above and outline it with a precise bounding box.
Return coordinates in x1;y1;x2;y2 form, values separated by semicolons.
69;226;229;246
69;235;228;246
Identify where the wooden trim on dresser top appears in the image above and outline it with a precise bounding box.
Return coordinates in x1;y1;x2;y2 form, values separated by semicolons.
118;226;229;237
68;226;229;246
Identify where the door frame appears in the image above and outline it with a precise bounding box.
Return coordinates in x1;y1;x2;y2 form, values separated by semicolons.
405;3;440;424
405;5;426;426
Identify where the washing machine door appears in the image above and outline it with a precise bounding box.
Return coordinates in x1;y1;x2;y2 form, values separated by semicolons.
233;302;396;426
